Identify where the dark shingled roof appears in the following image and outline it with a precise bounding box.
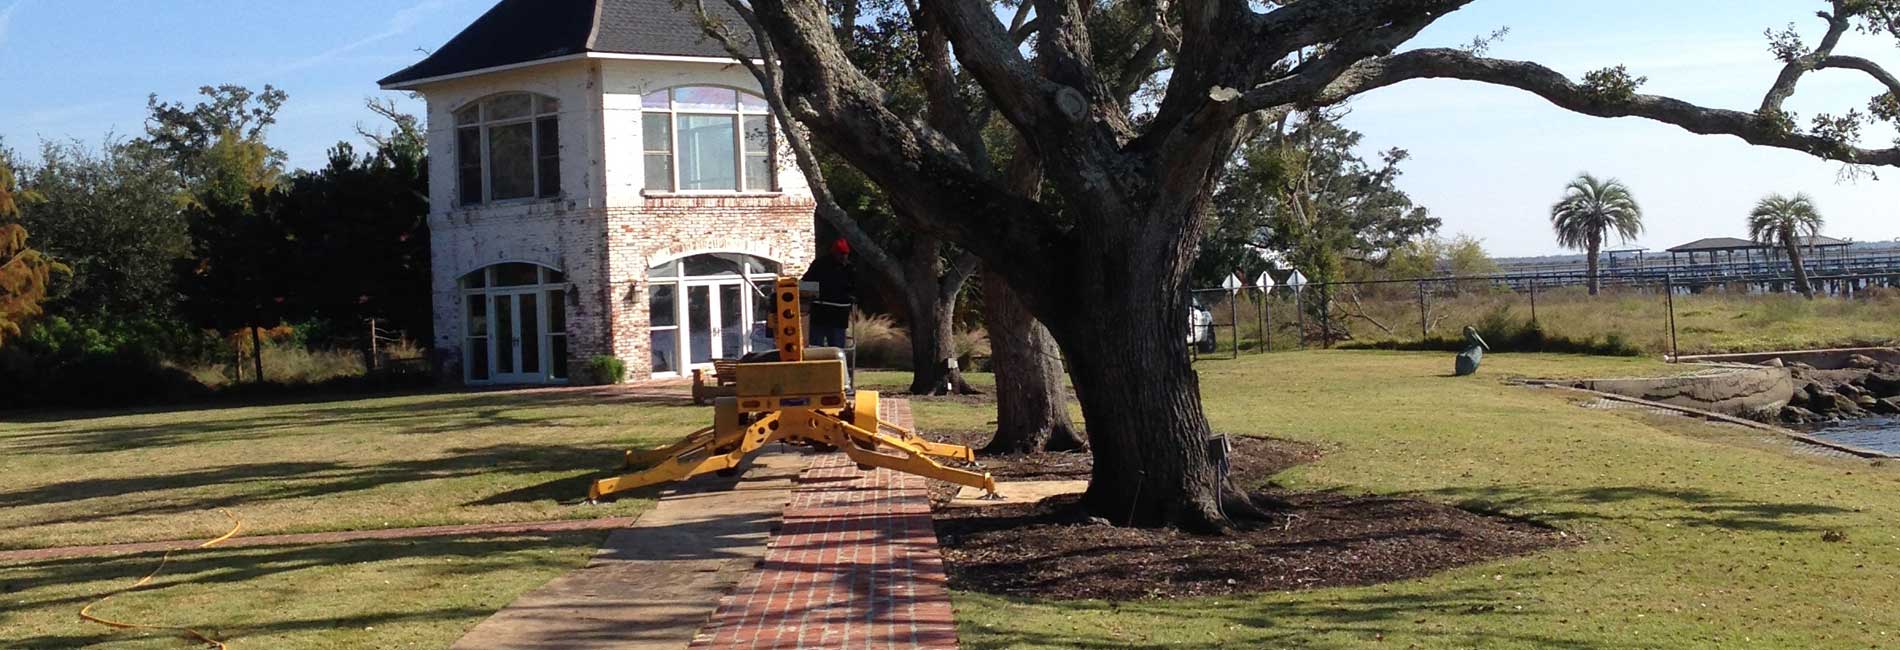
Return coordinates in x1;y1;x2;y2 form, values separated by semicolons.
1667;235;1850;253
379;0;756;88
1667;237;1760;252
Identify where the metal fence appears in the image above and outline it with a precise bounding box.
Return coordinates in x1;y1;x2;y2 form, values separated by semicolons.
1190;269;1900;361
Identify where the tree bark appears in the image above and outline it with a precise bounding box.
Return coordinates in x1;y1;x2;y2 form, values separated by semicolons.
250;322;265;383
1786;237;1814;299
906;287;977;395
982;134;1085;453
1049;263;1269;532
902;235;978;395
982;272;1086;453
1586;235;1601;296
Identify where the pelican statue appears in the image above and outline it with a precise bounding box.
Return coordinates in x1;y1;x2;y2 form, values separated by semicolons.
1454;326;1489;376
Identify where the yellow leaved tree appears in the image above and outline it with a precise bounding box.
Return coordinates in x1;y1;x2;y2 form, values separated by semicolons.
0;159;66;346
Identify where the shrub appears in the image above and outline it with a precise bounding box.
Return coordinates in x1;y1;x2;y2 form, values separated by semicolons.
588;355;627;385
953;326;990;369
1342;306;1642;357
850;310;912;370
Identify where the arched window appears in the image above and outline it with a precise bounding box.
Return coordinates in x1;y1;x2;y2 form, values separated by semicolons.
641;86;775;192
647;253;780;375
460;262;568;383
455;93;561;206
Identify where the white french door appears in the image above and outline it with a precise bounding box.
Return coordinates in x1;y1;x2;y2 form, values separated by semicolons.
656;279;772;376
488;290;545;384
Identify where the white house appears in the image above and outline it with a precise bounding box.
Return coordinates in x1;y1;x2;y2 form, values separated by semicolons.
380;0;817;385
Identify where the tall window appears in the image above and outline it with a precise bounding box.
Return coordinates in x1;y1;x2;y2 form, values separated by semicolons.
641;86;775;192
459;263;569;383
455;93;561;205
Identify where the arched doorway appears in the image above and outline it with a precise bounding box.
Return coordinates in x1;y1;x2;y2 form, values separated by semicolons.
648;253;780;376
461;262;569;384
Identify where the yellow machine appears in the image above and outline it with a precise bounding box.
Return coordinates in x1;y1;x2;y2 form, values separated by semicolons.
588;277;998;502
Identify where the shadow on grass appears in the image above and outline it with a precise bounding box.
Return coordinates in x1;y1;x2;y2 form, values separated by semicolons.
0;442;621;530
1;532;602;649
0;388;697;456
1418;483;1855;533
959;585;1647;650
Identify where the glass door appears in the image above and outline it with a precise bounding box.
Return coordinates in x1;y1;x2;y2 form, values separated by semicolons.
489;290;545;383
677;280;763;374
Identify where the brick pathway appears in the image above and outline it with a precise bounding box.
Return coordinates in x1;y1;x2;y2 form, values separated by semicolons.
688;398;960;650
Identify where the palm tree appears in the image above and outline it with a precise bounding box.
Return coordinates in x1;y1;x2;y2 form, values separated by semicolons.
1748;193;1825;299
1550;173;1644;296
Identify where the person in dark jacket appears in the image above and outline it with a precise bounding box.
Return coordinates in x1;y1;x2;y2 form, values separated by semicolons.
802;238;854;349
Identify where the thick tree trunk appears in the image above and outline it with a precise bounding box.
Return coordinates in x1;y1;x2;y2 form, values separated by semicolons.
1586;237;1601;296
902;235;977;396
250;322;265;384
982;272;1086;453
1052;280;1266;533
906;291;976;395
1786;239;1814;299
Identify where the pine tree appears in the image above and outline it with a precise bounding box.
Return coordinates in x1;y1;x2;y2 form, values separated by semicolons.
0;159;66;346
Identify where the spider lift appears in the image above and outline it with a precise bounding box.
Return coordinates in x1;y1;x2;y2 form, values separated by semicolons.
587;277;998;502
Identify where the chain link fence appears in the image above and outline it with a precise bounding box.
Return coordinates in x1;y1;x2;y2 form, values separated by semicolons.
1191;270;1900;361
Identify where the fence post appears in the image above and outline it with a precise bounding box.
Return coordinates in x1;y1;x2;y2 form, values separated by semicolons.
1416;280;1428;340
1258;287;1269;353
1295;286;1307;348
1664;275;1679;361
1528;278;1538;324
1230;291;1241;360
368;318;380;371
1321;285;1333;348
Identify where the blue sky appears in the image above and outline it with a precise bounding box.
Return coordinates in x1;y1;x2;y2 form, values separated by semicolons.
0;0;1893;256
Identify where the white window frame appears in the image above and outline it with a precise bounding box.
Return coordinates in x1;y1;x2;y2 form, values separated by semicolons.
640;86;777;194
459;263;570;384
646;254;782;377
454;93;563;207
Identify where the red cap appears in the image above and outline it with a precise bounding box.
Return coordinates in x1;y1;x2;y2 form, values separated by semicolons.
832;238;851;255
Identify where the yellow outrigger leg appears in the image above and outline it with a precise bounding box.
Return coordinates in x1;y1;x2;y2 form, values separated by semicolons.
588;277;997;502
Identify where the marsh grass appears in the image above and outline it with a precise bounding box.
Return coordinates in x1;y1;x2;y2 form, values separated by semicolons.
1202;284;1900;355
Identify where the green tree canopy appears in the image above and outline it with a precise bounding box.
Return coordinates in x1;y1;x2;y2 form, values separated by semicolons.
1195;112;1439;289
16;139;189;326
1550;173;1643;295
1748;192;1826;298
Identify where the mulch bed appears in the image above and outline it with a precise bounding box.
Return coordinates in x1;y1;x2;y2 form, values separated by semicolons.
930;431;1573;600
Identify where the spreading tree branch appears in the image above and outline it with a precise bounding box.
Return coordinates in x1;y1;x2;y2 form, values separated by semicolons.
1322;48;1900;167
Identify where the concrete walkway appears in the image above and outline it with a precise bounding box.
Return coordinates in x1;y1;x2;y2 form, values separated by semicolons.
448;450;808;650
688;399;960;650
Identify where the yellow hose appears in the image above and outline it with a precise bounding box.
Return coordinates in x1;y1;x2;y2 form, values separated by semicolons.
79;509;243;649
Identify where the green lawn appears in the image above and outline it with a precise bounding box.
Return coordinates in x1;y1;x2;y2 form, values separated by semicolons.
1;532;605;649
942;351;1900;649
0;388;702;648
6;352;1896;649
0;389;689;550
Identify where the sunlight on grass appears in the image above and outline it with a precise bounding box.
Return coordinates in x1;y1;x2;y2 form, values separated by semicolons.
0;532;604;649
0;390;691;549
941;351;1900;649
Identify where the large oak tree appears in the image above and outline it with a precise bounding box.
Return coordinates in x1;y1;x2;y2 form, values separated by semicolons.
727;0;1900;531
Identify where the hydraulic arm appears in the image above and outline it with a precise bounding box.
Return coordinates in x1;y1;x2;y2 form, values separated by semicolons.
588;277;996;502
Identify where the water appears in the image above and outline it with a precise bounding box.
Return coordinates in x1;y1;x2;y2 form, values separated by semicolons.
1812;416;1900;454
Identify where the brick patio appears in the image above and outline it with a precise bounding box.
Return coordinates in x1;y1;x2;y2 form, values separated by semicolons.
689;399;960;650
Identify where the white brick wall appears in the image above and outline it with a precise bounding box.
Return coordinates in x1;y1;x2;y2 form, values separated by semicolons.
412;57;815;383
